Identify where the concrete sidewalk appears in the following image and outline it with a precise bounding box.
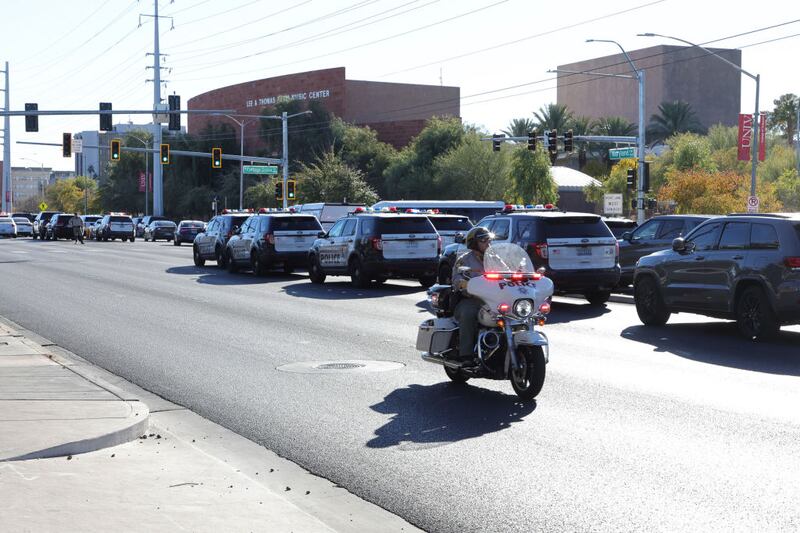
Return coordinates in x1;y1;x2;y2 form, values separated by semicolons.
0;318;420;532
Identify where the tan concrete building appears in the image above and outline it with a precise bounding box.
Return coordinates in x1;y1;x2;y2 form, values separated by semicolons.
557;45;742;130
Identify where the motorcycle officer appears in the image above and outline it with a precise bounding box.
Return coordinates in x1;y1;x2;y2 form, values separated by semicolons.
451;226;493;365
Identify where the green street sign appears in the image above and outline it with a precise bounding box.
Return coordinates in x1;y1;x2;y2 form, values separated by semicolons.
609;147;637;160
243;165;279;175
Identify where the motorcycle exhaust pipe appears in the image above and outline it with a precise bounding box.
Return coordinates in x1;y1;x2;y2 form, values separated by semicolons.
421;353;446;366
480;331;501;351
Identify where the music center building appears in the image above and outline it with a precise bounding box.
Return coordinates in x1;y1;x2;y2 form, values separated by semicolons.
187;67;460;152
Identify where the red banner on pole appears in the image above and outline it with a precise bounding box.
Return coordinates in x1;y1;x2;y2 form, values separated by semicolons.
737;113;752;161
138;172;145;192
758;112;767;162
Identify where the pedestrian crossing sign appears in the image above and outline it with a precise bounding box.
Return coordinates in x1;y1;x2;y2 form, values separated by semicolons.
39;202;48;211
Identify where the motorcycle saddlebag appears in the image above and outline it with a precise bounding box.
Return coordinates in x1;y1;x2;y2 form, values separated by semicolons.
416;318;458;354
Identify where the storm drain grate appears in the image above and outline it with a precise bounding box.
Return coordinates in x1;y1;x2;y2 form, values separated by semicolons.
315;362;365;370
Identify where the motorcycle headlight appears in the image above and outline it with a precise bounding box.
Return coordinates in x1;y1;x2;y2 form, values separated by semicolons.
513;299;534;317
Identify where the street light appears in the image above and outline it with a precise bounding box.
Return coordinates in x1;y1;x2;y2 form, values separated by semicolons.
127;133;151;216
586;39;647;224
218;115;256;210
639;32;761;208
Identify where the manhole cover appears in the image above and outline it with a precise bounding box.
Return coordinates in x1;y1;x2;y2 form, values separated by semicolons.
316;362;365;370
277;360;405;374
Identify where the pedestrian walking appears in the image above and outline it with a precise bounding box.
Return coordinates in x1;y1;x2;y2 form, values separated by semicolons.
70;213;84;244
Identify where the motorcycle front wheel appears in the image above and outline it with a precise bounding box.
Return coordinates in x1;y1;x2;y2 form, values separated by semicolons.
509;345;546;401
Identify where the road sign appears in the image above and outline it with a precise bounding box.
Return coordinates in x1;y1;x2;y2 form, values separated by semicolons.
73;139;83;154
609;147;637;160
747;195;759;213
603;193;623;215
39;202;48;211
243;165;279;175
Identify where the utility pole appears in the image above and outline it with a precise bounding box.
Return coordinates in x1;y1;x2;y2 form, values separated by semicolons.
2;61;10;213
152;1;163;216
282;111;288;210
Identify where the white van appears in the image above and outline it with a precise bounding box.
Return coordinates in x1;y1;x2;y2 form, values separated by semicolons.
294;203;365;231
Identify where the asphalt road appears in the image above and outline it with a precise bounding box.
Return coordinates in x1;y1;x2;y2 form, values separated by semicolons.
2;237;800;532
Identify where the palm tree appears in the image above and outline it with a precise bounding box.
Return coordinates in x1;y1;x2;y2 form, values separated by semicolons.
593;116;636;136
568;115;595;137
502;118;537;141
533;103;574;133
647;100;705;143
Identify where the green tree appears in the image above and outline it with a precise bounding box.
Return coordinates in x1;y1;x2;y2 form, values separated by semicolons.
758;143;798;184
533;103;574;132
296;150;378;204
432;134;511;200
774;168;800;210
330;118;397;198
593;116;636;137
647;100;705;143
669;133;717;172
502;117;537;140
768;93;798;143
259;99;333;170
706;124;738;151
509;146;556;205
243;182;280;210
584;158;637;213
45;178;90;213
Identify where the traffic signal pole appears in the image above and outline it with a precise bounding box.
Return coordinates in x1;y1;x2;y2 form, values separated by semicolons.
282;111;288;210
2;62;10;213
152;0;163;216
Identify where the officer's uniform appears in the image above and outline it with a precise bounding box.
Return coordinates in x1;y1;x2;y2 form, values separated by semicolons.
452;250;485;360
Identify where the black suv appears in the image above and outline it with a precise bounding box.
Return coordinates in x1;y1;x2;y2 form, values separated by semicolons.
33;211;60;240
438;206;620;304
192;212;252;267
45;213;77;240
618;214;712;286
225;213;323;275
633;213;800;340
308;211;441;288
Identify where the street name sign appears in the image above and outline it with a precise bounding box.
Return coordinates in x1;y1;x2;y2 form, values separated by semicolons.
609;147;637;160
243;165;279;175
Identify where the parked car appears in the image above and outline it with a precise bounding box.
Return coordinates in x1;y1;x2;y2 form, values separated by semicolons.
294;203;365;231
0;216;16;238
46;213;77;240
173;220;205;246
96;214;136;242
137;215;168;238
144;220;177;242
11;212;36;222
308;209;440;288
192;212;252;267
80;215;103;238
32;211;59;240
427;213;473;247
633;213;800;340
603;216;637;238
12;217;33;237
225;213;323;275
618;215;713;286
88;219;103;240
436;205;620;304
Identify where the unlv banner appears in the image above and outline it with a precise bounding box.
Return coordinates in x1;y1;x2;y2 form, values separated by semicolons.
759;112;767;162
138;172;153;193
737;113;752;161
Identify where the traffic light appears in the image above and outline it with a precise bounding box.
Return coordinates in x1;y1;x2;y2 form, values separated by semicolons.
211;147;222;168
160;143;170;165
62;133;72;158
626;168;636;190
275;181;284;201
643;161;651;192
564;129;574;153
110;139;121;161
25;103;38;132
287;179;296;201
547;130;558;155
99;102;112;132
168;95;181;131
492;133;503;152
527;130;537;151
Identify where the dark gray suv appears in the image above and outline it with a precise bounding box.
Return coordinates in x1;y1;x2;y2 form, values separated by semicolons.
633;213;800;340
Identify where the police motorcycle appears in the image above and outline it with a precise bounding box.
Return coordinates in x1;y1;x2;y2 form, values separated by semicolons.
416;243;554;400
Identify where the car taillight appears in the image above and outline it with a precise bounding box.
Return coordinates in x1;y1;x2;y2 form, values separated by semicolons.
266;233;275;245
437;236;442;254
615;241;620;261
371;237;383;250
533;243;548;259
785;257;800;269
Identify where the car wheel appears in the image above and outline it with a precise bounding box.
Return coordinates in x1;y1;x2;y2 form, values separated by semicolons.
216;247;227;268
349;258;370;289
634;276;670;326
438;262;452;285
309;256;326;284
736;286;780;341
373;276;387;286
419;275;436;288
226;251;239;273
173;239;180;246
130;237;135;243
584;290;611;306
251;253;266;277
193;246;206;267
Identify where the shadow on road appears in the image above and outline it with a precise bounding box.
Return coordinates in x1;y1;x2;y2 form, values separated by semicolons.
165;265;305;286
366;382;536;449
546;299;612;324
283;280;424;301
621;322;800;376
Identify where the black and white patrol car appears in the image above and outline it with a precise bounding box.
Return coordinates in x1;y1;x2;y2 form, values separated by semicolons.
224;211;323;275
438;204;620;304
192;211;252;267
307;208;441;288
426;213;473;247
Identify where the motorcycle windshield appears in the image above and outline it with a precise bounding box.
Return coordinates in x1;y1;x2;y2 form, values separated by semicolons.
483;243;535;274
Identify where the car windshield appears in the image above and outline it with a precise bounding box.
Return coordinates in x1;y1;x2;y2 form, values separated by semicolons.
155;221;175;227
110;216;131;223
429;217;472;231
376;217;436;233
484;243;535;274
181;222;204;228
270;216;321;231
13;218;30;224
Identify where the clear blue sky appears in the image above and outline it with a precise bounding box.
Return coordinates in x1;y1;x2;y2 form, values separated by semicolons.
2;0;798;170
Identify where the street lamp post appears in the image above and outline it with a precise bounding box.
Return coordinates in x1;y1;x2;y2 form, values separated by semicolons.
639;33;761;208
586;39;647;224
218;115;255;210
127;134;151;216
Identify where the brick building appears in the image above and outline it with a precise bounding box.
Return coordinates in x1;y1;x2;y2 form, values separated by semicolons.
187;67;460;153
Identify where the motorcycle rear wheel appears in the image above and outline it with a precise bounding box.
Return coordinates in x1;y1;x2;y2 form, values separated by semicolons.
509;345;546;401
444;365;470;384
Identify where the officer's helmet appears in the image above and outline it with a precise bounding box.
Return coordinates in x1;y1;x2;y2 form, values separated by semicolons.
465;226;493;251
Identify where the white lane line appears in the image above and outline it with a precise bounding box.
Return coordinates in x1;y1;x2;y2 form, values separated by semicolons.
48;250;67;253
10;251;29;254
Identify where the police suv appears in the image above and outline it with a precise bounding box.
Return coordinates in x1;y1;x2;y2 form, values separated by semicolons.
193;210;252;267
308;207;441;288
